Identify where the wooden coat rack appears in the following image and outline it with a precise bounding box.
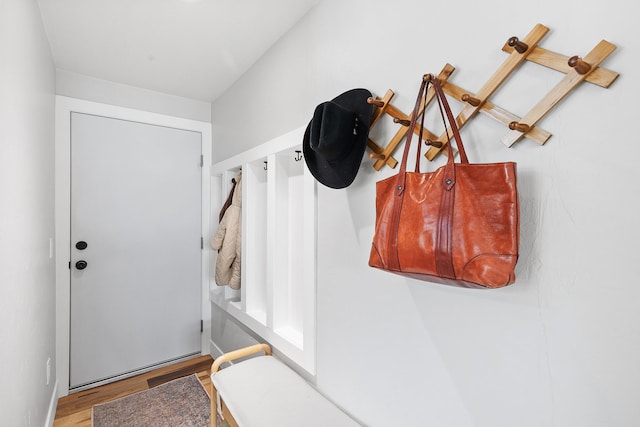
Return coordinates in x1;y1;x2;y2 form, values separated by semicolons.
367;23;619;170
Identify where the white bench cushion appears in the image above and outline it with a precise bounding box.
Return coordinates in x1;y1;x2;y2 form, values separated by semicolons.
212;356;361;427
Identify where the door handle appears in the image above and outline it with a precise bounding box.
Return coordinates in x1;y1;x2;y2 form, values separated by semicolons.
75;260;88;270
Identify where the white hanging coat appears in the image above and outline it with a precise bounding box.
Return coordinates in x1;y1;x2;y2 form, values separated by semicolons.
211;173;242;289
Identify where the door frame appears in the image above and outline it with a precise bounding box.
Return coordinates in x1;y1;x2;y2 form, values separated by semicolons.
55;96;212;397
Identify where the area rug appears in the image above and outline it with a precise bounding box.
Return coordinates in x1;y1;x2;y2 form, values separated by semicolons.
92;374;210;427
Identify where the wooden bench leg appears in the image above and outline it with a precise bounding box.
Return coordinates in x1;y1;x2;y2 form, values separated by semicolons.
210;344;272;427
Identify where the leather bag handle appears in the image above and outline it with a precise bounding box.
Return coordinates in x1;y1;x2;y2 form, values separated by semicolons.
396;74;469;179
394;76;430;196
431;75;468;163
429;76;470;279
386;74;470;274
384;77;430;269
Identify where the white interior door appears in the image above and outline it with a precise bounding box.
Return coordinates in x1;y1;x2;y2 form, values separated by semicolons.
69;112;202;389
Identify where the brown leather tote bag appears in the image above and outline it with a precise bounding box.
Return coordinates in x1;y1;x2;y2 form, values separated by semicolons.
368;74;519;289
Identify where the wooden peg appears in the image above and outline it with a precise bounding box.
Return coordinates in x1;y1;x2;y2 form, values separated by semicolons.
394;117;411;127
461;94;481;107
369;89;395;127
507;36;528;54
423;73;434;82
426;139;443;148
568;55;592;75
367;97;385;107
502;39;616;147
367;138;398;168
509;121;530;132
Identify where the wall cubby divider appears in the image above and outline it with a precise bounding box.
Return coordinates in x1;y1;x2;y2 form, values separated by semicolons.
244;157;268;324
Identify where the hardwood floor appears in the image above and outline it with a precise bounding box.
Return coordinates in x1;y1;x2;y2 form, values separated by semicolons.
53;355;213;427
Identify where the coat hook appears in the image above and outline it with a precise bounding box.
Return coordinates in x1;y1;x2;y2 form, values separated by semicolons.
509;121;531;133
367;97;385;107
426;139;443;148
461;94;482;107
369;152;386;160
568;55;592;75
264;161;268;170
393;117;411;127
294;150;302;161
507;36;528;54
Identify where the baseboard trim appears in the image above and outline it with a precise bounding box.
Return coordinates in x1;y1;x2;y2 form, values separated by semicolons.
209;338;225;360
45;379;59;427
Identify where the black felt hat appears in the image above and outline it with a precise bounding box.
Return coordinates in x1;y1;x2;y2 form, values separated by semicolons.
303;88;374;189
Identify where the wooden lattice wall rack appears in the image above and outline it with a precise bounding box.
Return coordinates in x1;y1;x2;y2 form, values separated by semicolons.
366;23;619;170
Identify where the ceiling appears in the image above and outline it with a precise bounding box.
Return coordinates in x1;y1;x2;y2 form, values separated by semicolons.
37;0;321;102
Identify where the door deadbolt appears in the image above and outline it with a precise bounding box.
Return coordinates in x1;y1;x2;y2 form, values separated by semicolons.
76;241;88;250
75;260;88;270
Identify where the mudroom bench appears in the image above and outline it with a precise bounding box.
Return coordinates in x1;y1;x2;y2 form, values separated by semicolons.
210;344;361;427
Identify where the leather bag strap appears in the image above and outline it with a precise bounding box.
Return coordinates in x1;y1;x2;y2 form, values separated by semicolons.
396;75;468;179
431;76;468;164
430;76;468;278
414;81;430;173
386;74;469;276
385;76;430;270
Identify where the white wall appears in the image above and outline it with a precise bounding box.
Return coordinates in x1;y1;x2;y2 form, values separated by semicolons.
211;0;639;426
0;0;57;425
56;69;212;122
